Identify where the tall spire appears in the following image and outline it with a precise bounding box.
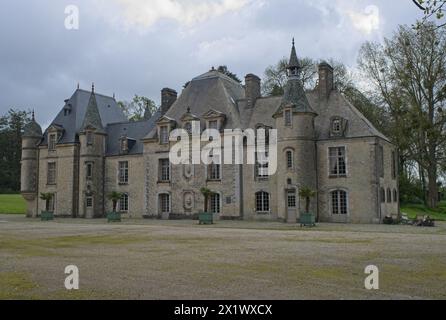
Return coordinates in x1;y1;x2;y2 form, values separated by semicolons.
287;38;300;77
80;89;105;133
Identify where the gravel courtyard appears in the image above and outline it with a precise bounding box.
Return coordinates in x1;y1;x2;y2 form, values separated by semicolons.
1;214;445;300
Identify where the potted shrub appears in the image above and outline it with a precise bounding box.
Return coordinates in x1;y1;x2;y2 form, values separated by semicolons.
107;191;123;222
199;188;214;225
299;187;316;227
40;192;55;221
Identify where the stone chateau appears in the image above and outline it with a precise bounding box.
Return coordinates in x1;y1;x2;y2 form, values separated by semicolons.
21;42;399;224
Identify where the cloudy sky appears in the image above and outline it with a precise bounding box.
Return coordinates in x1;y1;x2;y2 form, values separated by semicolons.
0;0;422;127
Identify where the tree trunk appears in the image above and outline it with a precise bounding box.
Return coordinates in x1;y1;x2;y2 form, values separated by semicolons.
113;200;117;213
427;166;438;209
306;197;310;213
204;195;208;212
419;162;427;205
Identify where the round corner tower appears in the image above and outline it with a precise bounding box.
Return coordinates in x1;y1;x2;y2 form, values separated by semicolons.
21;112;43;217
274;39;318;223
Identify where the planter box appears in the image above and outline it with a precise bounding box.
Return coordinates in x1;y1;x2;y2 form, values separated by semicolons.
41;211;54;221
107;212;121;223
199;212;213;225
300;213;316;227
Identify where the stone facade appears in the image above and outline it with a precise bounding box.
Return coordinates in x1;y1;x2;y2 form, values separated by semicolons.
21;42;399;224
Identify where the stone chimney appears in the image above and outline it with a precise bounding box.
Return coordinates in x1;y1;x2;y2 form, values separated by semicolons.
318;62;334;100
161;88;177;115
245;74;261;109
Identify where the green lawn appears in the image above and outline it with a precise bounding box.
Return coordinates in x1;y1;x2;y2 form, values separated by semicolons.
0;194;26;214
401;201;446;221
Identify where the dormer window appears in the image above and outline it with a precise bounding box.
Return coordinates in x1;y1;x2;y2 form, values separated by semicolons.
208;120;218;130
120;137;128;153
332;119;341;133
160;126;169;144
49;134;57;151
285;109;292;126
330;117;347;137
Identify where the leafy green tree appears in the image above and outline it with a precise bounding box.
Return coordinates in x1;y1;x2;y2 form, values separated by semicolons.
217;65;242;83
0;109;32;193
299;187;316;214
118;95;158;122
358;24;446;208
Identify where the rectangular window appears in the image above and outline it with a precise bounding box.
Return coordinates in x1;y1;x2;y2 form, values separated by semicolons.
208;164;221;180
47;162;57;185
332;120;341;133
86;162;93;180
391;151;397;180
332;190;348;215
87;132;93;145
379;145;384;178
329;147;347;177
119;161;129;184
208;120;218;130
159;159;170;182
119;194;129;212
287;192;297;208
47;195;56;213
160;126;169;144
86;197;93;208
285;110;292;126
160;194;170;213
49;134;57;151
286;151;293;169
256;192;270;212
210;193;221;214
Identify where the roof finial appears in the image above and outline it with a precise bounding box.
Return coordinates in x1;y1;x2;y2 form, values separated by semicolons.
77;82;80;90
32;110;35;121
292;37;295;47
92;82;95;93
113;92;116;99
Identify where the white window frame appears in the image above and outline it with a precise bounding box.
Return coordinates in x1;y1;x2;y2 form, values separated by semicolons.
47;162;57;185
256;191;270;213
330;189;349;216
49;134;57;151
118;161;129;184
286;149;294;170
159;193;171;214
210;193;221;214
159;159;171;182
284;109;292;127
328;146;347;178
119;193;129;212
159;125;169;145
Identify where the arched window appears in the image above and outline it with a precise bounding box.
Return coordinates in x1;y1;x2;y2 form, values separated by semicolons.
256;192;270;213
387;188;392;203
286;150;293;169
393;189;398;203
331;190;348;215
380;188;386;203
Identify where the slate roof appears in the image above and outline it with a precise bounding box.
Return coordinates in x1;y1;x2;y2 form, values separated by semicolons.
145;70;245;139
106;110;162;156
23;119;43;138
41;89;127;145
80;92;105;133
